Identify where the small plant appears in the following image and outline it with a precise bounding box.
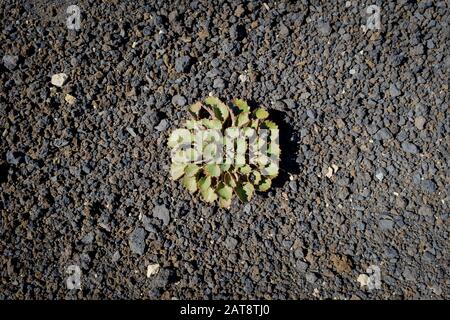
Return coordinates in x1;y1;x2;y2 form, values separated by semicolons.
168;96;280;208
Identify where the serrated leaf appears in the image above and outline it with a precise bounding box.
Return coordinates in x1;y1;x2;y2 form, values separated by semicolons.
225;127;240;138
189;102;202;114
168;132;181;148
203;143;218;162
202;119;222;129
233;98;250;112
185;164;200;177
268;143;281;156
204;164;221;177
258;178;272;192
170;163;186;180
182;175;197;193
236;138;247;154
185;119;203;130
180;148;201;163
219;197;232;209
202;129;222;143
250;170;261;185
172;150;188;163
240;164;252;175
244;183;255;201
236;182;254;202
237;112;250;127
198;176;211;192
168;129;191;148
216;182;232;200
235;154;246;167
262;120;278;129
263;162;279;177
224;172;237;188
201;186;218;203
204;97;229;122
255;108;269;119
256;154;270;167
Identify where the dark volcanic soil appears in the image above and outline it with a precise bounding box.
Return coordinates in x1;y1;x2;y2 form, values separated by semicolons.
0;0;449;299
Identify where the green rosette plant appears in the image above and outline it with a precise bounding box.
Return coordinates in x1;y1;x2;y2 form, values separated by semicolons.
168;97;280;208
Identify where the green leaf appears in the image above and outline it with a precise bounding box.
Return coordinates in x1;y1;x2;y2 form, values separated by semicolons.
188;101;202;118
202;129;222;143
263;162;279;177
240;164;252;175
182;148;201;162
244;183;255;201
170;163;186;180
198;176;211;192
235;154;246;167
204;96;229;122
225;127;240;138
185;164;200;177
203;143;218;162
219;197;232;209
220;163;231;171
202;119;222;129
168;129;191;148
185;119;203;130
182;175;198;193
262;120;278;129
204;164;221;177
201;186;218;203
236;182;254;202
237;112;250;127
250;170;261;185
268;143;281;156
233;99;250;112
168;132;181;148
216;182;232;200
258;178;272;192
255;108;269;119
189;102;202;114
172;150;186;163
224;172;237;188
236;138;247;154
257;154;270;167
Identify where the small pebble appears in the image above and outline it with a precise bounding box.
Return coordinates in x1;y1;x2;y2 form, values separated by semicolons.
171;94;187;107
147;264;160;277
401;141;419;154
3;54;18;70
51;73;68;87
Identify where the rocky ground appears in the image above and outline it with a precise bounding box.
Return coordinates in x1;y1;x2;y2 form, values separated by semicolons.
0;0;449;299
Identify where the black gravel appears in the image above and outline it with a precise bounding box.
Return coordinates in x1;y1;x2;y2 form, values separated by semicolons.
0;0;449;299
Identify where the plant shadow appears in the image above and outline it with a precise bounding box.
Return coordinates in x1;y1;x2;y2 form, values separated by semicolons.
268;109;301;189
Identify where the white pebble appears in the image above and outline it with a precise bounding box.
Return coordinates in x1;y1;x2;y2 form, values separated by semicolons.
147;264;160;278
357;274;369;287
51;73;68;87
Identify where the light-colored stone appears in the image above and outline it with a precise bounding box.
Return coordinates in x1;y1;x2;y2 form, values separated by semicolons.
375;171;384;181
51;73;68;87
414;116;426;130
357;274;369;287
331;164;339;173
238;74;248;83
147;264;160;278
325;166;333;178
65;94;76;105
